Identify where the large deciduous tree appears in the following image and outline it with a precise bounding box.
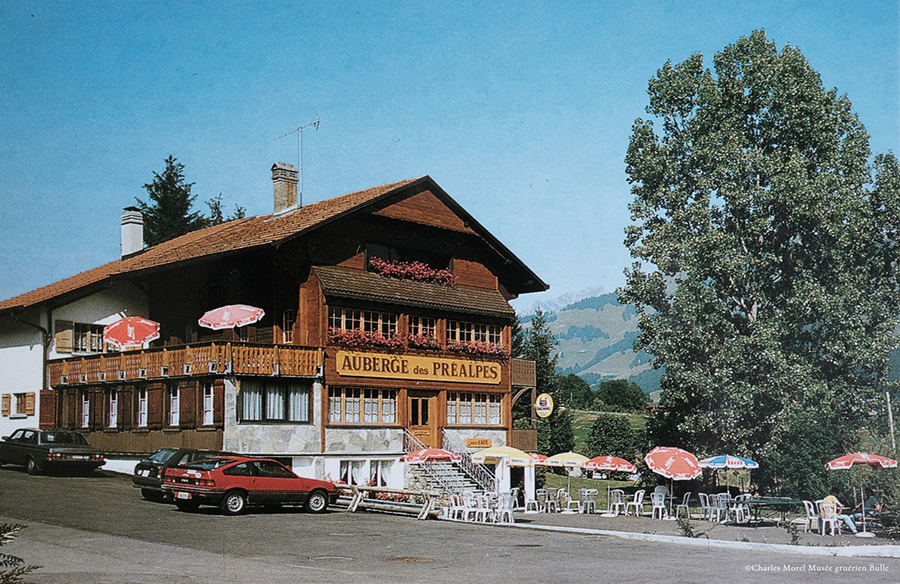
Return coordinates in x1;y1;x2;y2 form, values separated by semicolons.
619;30;900;494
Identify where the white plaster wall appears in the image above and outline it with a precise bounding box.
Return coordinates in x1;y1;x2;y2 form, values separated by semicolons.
0;318;44;437
49;281;149;358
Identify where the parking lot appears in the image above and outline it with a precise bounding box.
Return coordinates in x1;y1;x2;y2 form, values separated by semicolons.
1;467;899;584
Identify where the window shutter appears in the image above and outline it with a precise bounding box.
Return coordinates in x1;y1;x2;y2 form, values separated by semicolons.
180;382;196;427
119;386;132;430
39;390;57;428
213;379;225;426
25;392;35;415
147;384;163;429
1;394;9;416
55;320;74;353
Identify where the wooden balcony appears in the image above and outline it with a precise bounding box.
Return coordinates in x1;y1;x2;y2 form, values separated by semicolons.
48;342;323;387
510;358;536;387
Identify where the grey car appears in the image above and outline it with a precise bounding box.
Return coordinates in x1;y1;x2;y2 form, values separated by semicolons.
0;428;105;475
132;448;234;501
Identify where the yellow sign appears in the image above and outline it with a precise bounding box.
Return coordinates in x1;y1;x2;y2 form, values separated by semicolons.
335;351;502;385
466;438;493;448
535;393;554;418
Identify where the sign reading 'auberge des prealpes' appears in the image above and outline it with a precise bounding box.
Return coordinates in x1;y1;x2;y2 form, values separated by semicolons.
335;351;502;384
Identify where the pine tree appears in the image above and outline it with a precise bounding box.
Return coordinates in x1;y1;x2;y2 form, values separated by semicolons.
136;155;207;246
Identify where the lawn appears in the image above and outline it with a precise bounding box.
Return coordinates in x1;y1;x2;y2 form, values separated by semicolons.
570;408;647;454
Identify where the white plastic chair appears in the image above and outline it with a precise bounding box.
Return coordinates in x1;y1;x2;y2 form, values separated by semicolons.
535;489;548;513
731;493;751;523
789;500;818;533
495;492;515;524
609;489;627;516
625;490;646;516
698;493;713;521
819;501;841;536
712;493;731;522
447;493;466;520
675;492;692;519
650;492;668;519
565;490;584;513
581;489;598;514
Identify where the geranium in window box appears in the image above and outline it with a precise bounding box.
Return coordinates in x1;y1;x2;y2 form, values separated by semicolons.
329;328;404;350
369;257;457;286
407;333;441;350
446;340;509;357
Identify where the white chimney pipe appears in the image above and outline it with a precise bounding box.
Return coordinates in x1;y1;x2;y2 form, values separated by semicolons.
121;207;144;257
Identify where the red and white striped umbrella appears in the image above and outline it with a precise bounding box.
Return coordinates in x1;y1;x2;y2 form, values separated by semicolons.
826;452;897;470
198;304;265;330
401;448;461;463
584;455;637;473
103;316;160;349
644;446;701;481
528;452;549;465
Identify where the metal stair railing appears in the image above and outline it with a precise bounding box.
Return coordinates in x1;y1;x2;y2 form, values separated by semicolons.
441;429;496;493
402;430;467;495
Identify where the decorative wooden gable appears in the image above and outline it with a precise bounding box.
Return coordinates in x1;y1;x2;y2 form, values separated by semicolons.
373;189;477;235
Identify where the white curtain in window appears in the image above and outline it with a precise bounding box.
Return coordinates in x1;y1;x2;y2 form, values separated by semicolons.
266;385;285;420
288;385;309;422
351;461;363;486
169;387;180;426
363;390;378;423
108;392;118;428
202;385;214;425
382;391;396;423
242;383;262;421
489;396;502;425
138;389;148;427
379;461;392;487
329;391;342;423
345;390;360;423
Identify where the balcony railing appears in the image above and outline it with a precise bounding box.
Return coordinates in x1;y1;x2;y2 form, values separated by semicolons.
510;358;536;387
48;342;323;386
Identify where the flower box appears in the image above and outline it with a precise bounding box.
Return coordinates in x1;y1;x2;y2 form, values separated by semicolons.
369;257;457;286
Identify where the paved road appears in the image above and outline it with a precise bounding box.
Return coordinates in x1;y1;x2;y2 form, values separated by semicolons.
1;467;898;583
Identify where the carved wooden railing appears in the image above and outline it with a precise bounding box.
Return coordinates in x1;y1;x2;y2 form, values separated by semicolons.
48;342;323;386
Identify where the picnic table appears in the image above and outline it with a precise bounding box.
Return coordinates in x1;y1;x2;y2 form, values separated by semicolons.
745;496;802;525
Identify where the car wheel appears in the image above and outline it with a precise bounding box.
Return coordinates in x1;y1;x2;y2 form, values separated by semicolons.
26;457;41;475
220;490;248;515
305;490;328;514
175;500;199;512
141;488;161;502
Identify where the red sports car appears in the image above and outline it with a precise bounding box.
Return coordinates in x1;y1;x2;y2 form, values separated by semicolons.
161;456;338;515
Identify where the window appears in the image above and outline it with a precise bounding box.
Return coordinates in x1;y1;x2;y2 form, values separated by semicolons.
339;460;365;486
107;390;118;428
1;393;35;418
329;307;362;332
446;392;503;426
369;460;393;487
239;381;311;423
446;320;474;343
409;316;436;338
329;387;396;424
362;311;397;336
201;383;214;426
80;391;90;428
74;323;105;353
473;323;502;345
167;385;180;427
282;309;296;344
136;386;148;427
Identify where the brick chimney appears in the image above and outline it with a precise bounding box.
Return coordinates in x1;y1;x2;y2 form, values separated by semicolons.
272;162;298;213
121;207;144;257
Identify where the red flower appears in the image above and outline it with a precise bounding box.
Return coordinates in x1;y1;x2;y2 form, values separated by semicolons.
369;257;457;286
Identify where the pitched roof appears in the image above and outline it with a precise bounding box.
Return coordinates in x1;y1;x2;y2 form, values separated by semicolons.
0;178;421;313
313;266;516;318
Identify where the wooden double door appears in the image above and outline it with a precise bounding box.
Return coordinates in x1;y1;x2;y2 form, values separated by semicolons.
408;392;439;448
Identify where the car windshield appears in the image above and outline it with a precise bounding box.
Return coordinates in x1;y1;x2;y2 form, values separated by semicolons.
147;448;179;464
179;457;236;471
41;432;88;445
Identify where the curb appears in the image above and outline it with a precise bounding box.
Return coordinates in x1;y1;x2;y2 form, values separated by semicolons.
505;522;900;558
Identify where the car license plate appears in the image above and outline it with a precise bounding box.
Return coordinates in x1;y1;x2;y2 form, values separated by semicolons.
175;492;191;500
139;469;149;477
70;455;88;460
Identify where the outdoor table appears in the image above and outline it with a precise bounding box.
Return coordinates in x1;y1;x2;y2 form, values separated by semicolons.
745;497;803;525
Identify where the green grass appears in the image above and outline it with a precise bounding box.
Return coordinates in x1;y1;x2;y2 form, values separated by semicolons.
570;408;647;454
543;470;637;509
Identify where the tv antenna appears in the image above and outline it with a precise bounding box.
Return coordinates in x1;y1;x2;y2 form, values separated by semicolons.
275;115;320;205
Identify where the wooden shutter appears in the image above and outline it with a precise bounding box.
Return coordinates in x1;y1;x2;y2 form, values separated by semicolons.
119;386;132;430
213;379;225;426
147;383;164;429
180;381;197;427
40;390;57;428
55;320;74;353
1;394;9;416
25;392;35;415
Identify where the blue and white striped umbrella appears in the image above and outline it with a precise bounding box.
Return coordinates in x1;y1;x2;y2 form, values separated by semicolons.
698;454;759;469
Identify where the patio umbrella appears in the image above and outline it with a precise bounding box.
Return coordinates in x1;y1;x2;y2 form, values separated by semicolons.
546;451;589;503
584;456;637;517
472;445;534;495
698;454;759;492
528;452;549;465
645;446;701;516
826;452;897;538
401;448;461;463
198;304;265;330
103;316;160;349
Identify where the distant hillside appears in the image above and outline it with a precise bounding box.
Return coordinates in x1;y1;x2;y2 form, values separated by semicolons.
520;293;660;393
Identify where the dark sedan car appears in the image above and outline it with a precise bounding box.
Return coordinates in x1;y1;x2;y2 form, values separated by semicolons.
0;428;105;475
132;448;233;501
162;456;338;515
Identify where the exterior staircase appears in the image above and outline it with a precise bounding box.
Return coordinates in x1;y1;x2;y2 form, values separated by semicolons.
402;430;495;495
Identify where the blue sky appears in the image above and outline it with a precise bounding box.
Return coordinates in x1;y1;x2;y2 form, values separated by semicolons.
1;1;897;311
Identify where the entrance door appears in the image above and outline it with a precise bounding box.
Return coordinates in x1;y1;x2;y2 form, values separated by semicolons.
408;393;438;448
